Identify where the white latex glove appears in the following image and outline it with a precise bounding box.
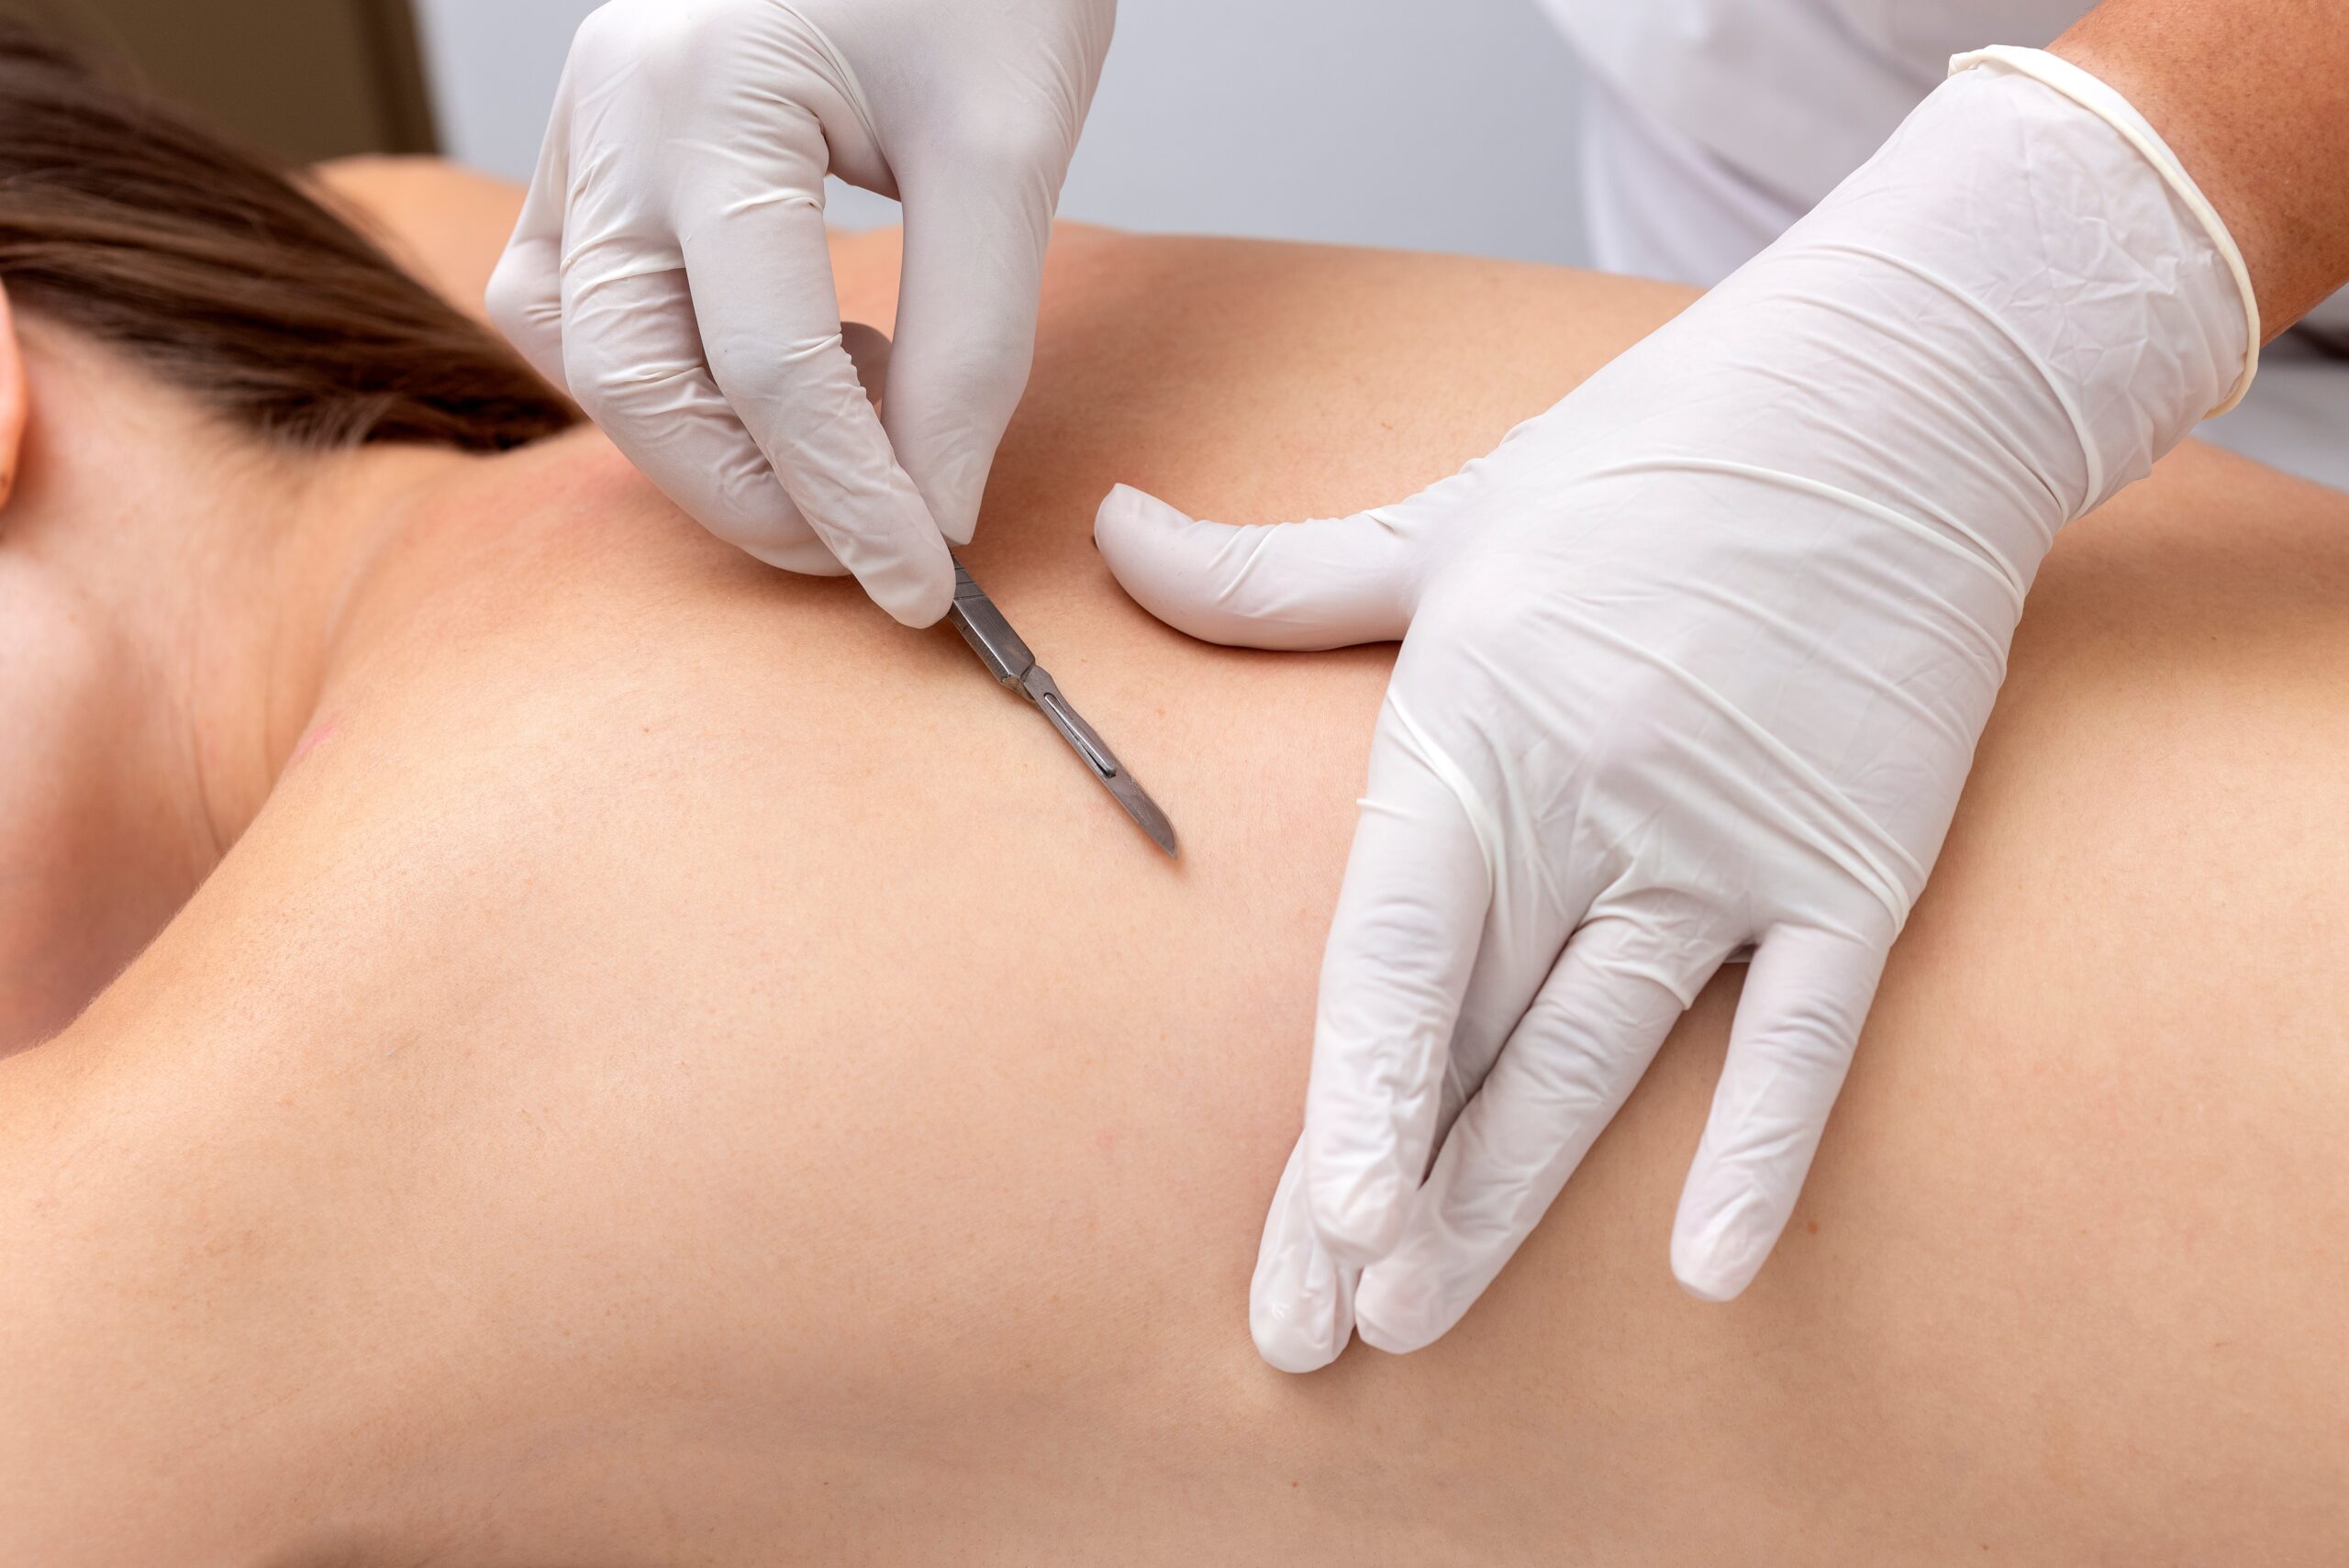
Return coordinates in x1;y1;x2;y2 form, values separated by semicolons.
1097;50;2255;1372
487;0;1116;626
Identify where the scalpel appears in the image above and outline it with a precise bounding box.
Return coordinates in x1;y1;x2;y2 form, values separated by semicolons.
944;560;1179;858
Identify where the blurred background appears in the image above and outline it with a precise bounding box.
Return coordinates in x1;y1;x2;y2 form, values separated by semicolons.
45;0;1593;265
33;0;2343;485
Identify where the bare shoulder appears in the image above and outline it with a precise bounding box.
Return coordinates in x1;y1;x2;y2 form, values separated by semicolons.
0;1011;356;1560
311;155;529;321
0;465;691;1557
313;152;523;213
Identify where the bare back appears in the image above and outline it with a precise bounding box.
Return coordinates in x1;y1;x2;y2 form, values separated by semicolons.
3;226;2343;1565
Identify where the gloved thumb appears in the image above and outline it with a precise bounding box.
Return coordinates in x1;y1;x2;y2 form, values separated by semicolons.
1093;485;1421;650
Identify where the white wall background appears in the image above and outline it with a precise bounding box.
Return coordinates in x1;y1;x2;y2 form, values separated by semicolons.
411;0;1592;267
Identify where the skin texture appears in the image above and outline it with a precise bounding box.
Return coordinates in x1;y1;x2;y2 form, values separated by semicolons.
1;169;2345;1563
0;287;459;1049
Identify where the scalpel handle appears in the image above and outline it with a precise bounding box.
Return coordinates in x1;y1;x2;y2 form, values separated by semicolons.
946;562;1035;689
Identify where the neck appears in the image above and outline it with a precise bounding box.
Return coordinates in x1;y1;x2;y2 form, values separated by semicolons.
19;327;479;879
164;440;477;862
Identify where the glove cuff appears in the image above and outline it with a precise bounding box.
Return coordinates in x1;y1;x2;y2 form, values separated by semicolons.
1948;46;2261;417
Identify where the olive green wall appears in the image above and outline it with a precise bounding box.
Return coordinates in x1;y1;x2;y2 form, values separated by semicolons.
39;0;435;161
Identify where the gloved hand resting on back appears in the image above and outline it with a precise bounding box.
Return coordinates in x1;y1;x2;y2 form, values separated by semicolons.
1097;50;2255;1372
488;0;1116;627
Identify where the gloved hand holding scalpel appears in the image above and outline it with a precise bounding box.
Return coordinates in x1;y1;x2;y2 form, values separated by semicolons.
487;0;1115;627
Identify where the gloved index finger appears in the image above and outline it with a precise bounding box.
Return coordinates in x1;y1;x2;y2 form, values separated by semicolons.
1251;1135;1360;1374
883;145;1061;547
677;145;953;627
1353;916;1708;1353
483;54;577;391
1302;691;1496;1267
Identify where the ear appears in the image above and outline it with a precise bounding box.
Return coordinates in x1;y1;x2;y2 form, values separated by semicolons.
0;283;24;512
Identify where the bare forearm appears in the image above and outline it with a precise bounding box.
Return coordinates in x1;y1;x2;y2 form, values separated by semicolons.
2056;0;2349;332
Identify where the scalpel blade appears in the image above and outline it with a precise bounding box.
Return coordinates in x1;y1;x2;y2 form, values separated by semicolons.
946;560;1181;858
1020;665;1181;859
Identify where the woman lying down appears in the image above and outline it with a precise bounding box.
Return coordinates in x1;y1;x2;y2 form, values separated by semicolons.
1;22;2342;1565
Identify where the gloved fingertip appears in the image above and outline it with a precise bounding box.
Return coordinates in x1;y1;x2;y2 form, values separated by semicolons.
1669;1187;1777;1303
864;543;957;628
896;567;957;629
1094;485;1228;628
1093;483;1192;552
739;535;851;579
1249;1240;1353;1375
1251;1298;1349;1375
1672;1265;1747;1306
932;467;987;549
1352;1264;1449;1356
892;427;991;550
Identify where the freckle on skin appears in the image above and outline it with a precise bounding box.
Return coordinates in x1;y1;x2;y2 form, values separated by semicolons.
1806;1220;1819;1235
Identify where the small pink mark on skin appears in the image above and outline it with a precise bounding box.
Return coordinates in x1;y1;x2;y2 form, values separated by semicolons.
290;717;340;767
1096;1129;1120;1159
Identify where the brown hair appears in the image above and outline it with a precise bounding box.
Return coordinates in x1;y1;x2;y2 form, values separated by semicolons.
0;15;575;452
